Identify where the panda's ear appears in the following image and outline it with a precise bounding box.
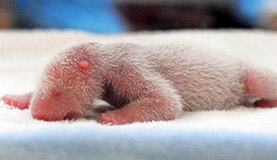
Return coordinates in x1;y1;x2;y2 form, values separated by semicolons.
78;60;90;70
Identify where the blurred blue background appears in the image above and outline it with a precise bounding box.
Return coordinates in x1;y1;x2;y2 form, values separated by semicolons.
0;0;276;33
13;0;126;33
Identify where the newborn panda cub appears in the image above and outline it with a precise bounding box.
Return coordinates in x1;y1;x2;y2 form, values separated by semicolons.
2;42;277;125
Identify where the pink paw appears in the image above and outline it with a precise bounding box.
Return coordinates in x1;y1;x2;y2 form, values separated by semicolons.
254;99;277;108
98;111;129;125
1;94;31;109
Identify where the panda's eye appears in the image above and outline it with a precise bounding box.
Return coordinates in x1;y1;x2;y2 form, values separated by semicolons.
51;88;62;97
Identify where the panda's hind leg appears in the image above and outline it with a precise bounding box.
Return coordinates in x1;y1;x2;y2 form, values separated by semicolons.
244;68;277;108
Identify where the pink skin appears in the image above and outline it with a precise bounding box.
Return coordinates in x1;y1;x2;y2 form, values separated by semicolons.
2;43;277;125
244;68;277;108
1;93;32;109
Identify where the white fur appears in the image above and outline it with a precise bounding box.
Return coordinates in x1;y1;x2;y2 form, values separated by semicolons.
82;43;247;111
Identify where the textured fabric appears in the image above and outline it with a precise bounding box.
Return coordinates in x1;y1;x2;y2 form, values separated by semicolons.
1;30;277;160
1;126;277;160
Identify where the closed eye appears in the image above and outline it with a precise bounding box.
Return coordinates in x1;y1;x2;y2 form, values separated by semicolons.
51;88;62;97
